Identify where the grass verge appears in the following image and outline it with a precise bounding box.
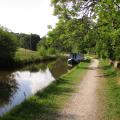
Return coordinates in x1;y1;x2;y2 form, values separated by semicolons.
100;60;120;120
1;61;90;120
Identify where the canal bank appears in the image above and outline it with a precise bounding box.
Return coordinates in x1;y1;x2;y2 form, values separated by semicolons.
0;60;90;120
0;57;68;116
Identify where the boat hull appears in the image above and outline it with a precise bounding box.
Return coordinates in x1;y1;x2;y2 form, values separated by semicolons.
67;59;80;65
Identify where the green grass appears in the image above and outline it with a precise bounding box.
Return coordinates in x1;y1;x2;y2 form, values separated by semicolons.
15;48;40;61
1;61;90;120
100;60;120;120
13;48;56;67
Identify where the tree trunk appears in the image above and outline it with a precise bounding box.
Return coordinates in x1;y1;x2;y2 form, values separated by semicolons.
114;61;120;68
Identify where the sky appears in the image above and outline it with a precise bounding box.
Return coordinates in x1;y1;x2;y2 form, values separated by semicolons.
0;0;58;37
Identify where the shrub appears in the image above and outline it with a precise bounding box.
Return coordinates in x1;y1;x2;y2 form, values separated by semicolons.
38;46;47;57
47;47;56;55
0;27;18;66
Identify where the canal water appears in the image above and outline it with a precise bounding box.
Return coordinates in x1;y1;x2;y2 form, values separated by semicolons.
0;57;69;116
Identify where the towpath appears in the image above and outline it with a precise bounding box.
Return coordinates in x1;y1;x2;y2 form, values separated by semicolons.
58;59;104;120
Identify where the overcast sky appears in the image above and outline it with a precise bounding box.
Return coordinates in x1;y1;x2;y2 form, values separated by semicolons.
0;0;58;37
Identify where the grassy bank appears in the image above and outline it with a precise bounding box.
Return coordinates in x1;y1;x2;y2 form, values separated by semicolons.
1;61;90;120
13;48;57;67
100;60;120;120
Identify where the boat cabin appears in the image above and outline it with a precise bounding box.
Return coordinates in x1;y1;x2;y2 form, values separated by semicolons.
67;53;84;65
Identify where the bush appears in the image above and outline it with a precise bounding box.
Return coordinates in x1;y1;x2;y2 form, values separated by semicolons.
0;27;18;66
47;47;56;55
38;46;47;57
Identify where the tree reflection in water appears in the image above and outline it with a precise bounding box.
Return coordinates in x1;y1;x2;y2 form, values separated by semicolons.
0;71;18;107
50;57;68;79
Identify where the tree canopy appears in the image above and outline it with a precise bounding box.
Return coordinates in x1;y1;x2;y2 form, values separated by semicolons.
15;33;41;51
40;0;120;62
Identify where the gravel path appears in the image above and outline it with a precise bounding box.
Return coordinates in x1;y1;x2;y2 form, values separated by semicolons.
58;59;103;120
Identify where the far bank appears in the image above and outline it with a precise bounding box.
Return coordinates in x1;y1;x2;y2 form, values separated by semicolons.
0;48;57;69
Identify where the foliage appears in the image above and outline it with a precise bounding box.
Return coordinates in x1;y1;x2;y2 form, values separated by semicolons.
30;34;41;50
37;36;48;48
15;48;40;62
37;45;57;57
0;27;18;66
100;59;120;119
14;48;56;67
15;33;41;51
51;0;98;19
47;47;57;55
41;0;99;54
45;17;93;53
37;46;48;57
48;0;120;62
93;0;120;60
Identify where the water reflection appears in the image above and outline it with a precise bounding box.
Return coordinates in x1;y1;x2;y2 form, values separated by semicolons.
0;71;18;107
0;58;68;116
50;58;68;78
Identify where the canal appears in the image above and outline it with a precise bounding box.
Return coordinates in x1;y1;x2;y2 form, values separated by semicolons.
0;57;69;116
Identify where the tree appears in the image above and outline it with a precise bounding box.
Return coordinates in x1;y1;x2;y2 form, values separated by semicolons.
50;0;120;66
45;17;93;53
51;0;98;19
30;34;41;51
93;0;120;61
48;0;98;53
15;33;41;51
0;27;18;66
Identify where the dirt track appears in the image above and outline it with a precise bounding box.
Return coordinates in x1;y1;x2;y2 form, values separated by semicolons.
58;59;104;120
